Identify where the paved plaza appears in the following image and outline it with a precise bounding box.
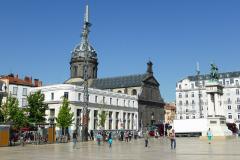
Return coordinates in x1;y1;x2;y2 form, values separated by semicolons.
0;138;240;160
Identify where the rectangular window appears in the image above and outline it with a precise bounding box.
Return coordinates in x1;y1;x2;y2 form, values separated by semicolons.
50;109;55;117
64;92;69;99
110;98;112;105
77;109;81;117
124;100;126;106
228;114;232;119
51;92;54;100
95;96;98;103
185;93;188;98
22;98;27;107
228;105;231;110
238;115;240;119
116;99;119;106
22;88;27;96
13;87;18;95
94;110;98;129
191;92;194;98
236;80;239;86
179;101;182;106
109;111;112;130
179;93;182;98
78;93;81;101
103;96;105;104
236;89;240;95
237;105;240;110
133;101;135;107
226;81;230;85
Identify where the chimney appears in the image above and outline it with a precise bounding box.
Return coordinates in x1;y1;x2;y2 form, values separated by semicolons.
24;76;32;83
34;79;39;87
147;61;153;76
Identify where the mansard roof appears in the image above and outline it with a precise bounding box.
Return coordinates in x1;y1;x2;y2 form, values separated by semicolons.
183;71;240;82
90;74;148;89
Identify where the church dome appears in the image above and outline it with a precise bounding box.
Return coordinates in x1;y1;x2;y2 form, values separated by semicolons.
71;43;97;59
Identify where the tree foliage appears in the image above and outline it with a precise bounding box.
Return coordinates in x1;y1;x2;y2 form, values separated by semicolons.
27;91;48;124
98;110;107;129
0;100;9;123
0;97;28;129
56;98;74;135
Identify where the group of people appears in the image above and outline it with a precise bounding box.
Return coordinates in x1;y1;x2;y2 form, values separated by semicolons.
72;128;214;150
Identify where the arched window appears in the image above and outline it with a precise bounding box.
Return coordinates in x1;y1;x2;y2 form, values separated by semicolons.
117;90;122;93
132;89;137;95
73;66;78;77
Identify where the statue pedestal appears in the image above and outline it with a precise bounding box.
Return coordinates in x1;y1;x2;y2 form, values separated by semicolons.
200;116;232;140
200;81;233;139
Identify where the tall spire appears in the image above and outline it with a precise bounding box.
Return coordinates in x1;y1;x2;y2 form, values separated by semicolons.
84;5;89;23
81;5;91;51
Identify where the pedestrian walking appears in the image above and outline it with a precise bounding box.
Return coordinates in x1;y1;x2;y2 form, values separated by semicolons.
207;128;213;144
108;136;113;148
20;132;25;147
144;131;149;147
96;132;102;146
169;129;176;149
90;130;94;140
72;131;77;149
125;131;129;142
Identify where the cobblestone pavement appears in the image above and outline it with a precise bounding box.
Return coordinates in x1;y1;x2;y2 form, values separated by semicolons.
1;137;240;160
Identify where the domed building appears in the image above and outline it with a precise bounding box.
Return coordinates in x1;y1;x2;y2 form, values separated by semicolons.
65;5;165;130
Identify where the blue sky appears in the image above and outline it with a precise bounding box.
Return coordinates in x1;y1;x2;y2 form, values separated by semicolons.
0;0;240;102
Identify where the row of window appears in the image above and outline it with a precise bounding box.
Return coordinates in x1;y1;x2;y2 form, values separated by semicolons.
227;105;240;110
117;89;137;96
50;92;135;107
178;79;240;90
179;114;240;120
74;109;135;130
12;87;27;96
178;100;196;106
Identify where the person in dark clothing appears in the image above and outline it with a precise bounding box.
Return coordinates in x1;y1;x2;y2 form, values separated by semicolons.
90;130;94;140
72;131;77;149
120;131;124;141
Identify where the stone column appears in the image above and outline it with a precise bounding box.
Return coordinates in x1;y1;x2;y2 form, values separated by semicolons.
106;111;109;130
88;109;94;131
112;112;116;130
129;113;132;130
207;94;215;116
214;93;221;116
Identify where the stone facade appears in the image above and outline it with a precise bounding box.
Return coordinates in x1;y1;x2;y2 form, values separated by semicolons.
31;84;138;136
65;5;165;131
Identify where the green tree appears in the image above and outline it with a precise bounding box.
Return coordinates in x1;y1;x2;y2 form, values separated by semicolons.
0;97;28;130
98;110;107;129
13;109;28;130
0;101;9;123
27;91;48;124
56;98;74;135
